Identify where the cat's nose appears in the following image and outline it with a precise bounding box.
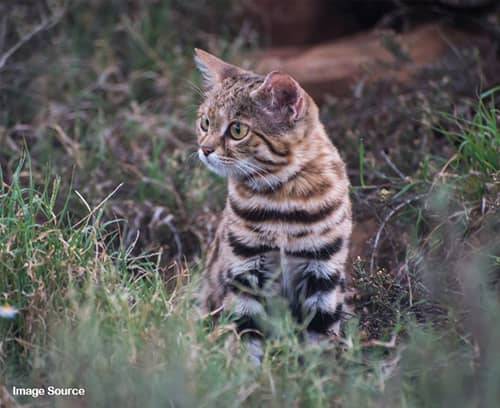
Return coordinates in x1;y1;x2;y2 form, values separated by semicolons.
201;145;215;156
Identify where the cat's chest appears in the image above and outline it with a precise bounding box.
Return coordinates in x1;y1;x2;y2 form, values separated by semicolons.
226;201;335;250
248;223;320;250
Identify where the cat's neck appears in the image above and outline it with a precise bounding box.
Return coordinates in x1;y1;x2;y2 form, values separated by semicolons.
229;117;337;195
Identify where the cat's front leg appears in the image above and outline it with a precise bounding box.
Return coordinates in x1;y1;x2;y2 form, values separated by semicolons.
202;227;279;361
224;249;280;362
287;256;349;339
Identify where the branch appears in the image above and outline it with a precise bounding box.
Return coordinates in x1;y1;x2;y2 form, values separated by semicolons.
0;9;64;72
369;194;426;275
380;149;407;180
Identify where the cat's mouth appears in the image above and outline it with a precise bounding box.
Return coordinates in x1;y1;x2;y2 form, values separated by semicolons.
198;149;231;177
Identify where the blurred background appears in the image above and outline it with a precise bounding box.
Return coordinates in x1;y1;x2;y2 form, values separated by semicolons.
1;1;500;406
1;0;499;271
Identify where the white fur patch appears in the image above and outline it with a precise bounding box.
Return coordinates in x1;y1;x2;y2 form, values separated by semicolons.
234;296;265;316
303;289;339;313
198;150;228;177
245;336;264;364
194;55;215;89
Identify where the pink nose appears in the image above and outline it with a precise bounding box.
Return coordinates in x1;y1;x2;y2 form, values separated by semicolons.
201;145;215;156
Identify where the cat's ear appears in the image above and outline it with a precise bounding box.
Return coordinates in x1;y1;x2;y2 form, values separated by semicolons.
251;71;305;121
194;48;241;88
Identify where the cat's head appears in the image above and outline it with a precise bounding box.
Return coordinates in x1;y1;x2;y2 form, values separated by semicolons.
194;49;313;180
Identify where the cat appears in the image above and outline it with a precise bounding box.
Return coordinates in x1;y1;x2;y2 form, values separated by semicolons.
194;48;352;356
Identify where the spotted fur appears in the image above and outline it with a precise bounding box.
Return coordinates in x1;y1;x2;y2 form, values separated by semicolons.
194;49;352;350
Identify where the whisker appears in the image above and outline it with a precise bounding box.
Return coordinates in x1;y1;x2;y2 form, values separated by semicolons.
183;79;204;97
187;151;200;163
198;152;282;191
235;160;277;190
236;158;282;183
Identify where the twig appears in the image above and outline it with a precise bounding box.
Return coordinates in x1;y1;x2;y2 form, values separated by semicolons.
380;149;407;180
201;305;225;320
430;153;457;191
370;194;426;275
73;183;124;229
399;256;414;307
378;350;402;392
361;336;397;348
49;124;82;167
0;9;64;71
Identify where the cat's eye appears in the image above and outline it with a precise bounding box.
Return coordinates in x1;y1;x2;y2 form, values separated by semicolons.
200;116;210;132
228;122;249;140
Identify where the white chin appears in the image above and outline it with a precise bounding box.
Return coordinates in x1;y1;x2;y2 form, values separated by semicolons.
198;149;228;177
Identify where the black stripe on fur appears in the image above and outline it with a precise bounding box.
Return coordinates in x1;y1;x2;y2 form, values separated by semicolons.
306;303;344;334
230;198;340;224
286;237;343;260
253;131;289;157
228;232;277;257
296;271;340;298
229;269;267;297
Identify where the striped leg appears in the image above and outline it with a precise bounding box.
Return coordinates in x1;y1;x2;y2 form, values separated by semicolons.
225;251;279;362
288;257;347;338
225;254;273;326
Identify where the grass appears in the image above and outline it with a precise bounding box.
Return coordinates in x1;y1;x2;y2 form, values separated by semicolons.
0;152;499;407
1;1;500;407
0;158;375;406
441;89;500;176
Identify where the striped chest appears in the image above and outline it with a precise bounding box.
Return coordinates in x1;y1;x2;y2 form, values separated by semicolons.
226;176;351;253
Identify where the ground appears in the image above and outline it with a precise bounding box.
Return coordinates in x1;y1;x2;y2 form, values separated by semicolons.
1;1;500;407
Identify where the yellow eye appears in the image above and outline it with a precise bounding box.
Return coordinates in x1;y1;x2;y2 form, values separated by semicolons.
200;116;209;132
229;122;249;140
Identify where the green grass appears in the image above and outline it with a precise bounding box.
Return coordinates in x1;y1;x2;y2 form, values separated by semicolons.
449;92;499;172
1;93;500;407
1;157;375;407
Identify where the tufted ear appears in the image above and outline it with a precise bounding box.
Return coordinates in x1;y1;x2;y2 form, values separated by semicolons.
250;71;305;121
194;48;242;89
